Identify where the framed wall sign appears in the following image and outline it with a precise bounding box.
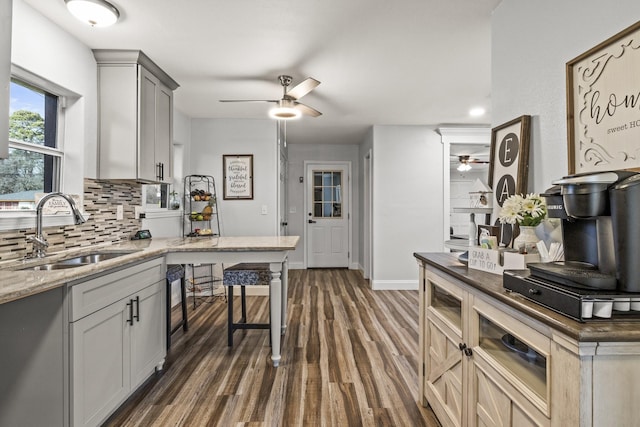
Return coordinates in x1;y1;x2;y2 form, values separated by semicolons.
567;20;640;174
223;154;253;200
488;115;531;246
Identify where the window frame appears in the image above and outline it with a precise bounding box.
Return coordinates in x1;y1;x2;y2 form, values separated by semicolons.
0;66;79;231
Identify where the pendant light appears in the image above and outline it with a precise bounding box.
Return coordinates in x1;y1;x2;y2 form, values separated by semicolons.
65;0;120;27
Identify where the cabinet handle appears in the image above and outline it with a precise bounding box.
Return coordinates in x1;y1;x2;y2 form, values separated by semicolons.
160;163;164;181
133;296;140;322
528;288;541;295
458;343;467;351
126;300;134;325
463;347;473;357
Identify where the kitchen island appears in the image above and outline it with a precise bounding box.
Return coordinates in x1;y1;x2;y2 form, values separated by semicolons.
416;252;640;427
0;236;298;427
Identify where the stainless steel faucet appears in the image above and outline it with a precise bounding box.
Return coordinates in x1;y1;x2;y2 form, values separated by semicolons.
27;192;87;258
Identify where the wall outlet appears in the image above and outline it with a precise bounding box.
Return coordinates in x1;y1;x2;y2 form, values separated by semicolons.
134;206;143;219
289;206;297;214
116;205;124;220
261;205;268;215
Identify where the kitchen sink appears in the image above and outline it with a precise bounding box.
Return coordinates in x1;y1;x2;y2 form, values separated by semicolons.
18;251;135;271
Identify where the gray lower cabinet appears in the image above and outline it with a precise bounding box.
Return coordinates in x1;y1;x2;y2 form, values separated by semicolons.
0;287;67;427
69;257;167;427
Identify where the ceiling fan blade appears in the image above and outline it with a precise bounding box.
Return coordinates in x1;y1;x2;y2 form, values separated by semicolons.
286;77;320;100
295;102;322;117
219;99;278;103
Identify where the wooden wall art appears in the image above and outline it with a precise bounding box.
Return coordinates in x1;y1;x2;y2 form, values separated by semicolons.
488;115;531;246
567;20;640;174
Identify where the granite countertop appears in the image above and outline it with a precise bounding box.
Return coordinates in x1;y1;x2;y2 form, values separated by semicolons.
414;252;640;343
0;236;299;305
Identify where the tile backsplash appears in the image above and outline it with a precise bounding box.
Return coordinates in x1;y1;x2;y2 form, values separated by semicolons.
0;179;142;261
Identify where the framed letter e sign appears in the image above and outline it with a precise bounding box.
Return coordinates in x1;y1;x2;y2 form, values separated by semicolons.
223;154;254;200
488;115;531;240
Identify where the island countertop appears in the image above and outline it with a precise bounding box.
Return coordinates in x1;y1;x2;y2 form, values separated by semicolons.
0;236;299;305
415;251;640;342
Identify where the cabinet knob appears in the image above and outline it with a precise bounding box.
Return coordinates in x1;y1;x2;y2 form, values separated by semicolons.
463;347;473;357
458;343;467;351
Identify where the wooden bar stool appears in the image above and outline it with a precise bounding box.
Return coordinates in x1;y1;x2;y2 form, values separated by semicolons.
223;263;271;346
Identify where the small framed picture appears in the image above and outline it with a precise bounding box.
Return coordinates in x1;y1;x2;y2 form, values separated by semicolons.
477;224;501;249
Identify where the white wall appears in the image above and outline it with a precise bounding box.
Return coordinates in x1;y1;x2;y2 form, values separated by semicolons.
12;0;97;194
286;143;360;268
492;0;640;192
189;118;279;236
371;125;443;289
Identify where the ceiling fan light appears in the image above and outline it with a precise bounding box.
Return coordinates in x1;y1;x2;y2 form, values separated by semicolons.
65;0;120;27
457;163;472;172
269;100;301;120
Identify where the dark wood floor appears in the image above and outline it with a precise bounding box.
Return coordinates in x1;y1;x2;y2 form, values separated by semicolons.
104;269;441;427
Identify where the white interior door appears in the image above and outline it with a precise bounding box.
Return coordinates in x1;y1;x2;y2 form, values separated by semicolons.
306;163;349;268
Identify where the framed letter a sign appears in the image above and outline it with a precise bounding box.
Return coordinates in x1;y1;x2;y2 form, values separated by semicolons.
488;115;531;243
223;154;254;200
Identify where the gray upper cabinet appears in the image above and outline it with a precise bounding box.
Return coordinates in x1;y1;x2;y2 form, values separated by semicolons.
0;0;12;159
94;50;179;182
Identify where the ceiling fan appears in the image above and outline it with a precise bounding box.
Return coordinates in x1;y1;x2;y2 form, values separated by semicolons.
219;75;322;120
454;155;489;172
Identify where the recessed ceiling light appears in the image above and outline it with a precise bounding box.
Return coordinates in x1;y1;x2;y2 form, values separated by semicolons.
469;107;486;117
65;0;120;27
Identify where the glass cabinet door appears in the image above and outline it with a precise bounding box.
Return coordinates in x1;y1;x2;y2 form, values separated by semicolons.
477;314;547;401
428;277;463;332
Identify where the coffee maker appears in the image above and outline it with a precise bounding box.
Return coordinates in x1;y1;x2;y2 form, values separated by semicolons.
502;170;640;321
528;170;640;292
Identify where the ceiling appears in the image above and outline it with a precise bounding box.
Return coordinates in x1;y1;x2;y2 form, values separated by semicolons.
23;0;501;147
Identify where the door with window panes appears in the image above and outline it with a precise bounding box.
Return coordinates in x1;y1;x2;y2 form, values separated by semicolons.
306;163;349;268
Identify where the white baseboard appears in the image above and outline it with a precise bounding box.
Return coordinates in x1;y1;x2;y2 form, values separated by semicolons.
288;261;305;270
371;279;418;291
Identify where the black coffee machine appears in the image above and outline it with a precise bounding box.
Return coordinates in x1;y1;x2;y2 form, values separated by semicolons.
529;170;640;292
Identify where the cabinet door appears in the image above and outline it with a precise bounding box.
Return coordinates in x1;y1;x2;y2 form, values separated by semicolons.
468;296;550;427
155;82;173;181
139;66;158;181
130;281;166;389
71;300;131;427
424;271;466;427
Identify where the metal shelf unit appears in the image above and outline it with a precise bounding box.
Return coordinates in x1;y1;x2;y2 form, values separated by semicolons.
182;174;223;307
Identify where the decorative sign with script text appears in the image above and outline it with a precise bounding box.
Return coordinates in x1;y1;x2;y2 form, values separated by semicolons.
567;21;640;174
223;154;253;200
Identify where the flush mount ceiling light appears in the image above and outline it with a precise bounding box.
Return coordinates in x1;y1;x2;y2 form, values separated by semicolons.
65;0;120;27
268;99;302;120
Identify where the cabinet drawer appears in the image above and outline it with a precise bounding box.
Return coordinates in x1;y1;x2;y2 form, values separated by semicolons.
69;258;165;322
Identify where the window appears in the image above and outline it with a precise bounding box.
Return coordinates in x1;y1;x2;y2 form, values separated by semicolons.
0;78;62;210
312;170;342;218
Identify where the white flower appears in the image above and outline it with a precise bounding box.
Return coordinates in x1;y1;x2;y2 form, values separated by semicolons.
498;193;547;226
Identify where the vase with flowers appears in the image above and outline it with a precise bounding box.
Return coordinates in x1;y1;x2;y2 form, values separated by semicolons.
498;193;547;253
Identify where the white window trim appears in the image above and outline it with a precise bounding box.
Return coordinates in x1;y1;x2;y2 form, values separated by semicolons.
0;66;84;231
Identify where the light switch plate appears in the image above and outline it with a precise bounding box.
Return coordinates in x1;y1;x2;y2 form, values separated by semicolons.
261;205;268;215
116;205;124;220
